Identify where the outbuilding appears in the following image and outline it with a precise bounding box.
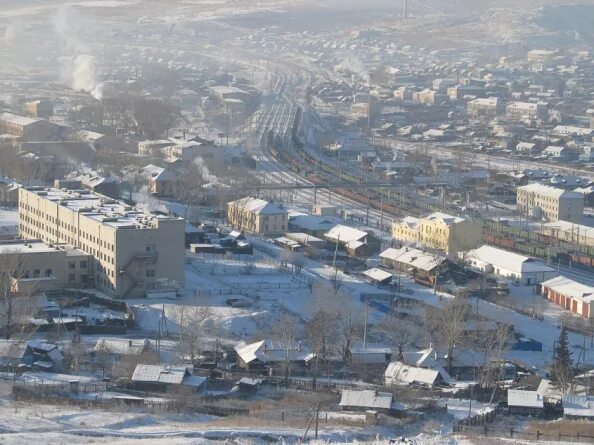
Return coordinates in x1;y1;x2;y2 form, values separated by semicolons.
540;276;594;319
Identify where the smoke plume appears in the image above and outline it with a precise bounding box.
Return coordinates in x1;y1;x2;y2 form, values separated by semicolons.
53;6;104;100
334;55;370;83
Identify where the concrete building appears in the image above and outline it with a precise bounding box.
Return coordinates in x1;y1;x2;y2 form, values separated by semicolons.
527;49;557;67
0;239;90;295
23;100;53;119
506;102;548;121
391;212;482;255
18;187;185;298
137;140;172;157
0;112;60;141
467;97;505;118
227;197;288;236
464;245;557;285
540;276;594;319
412;89;448;105
516;184;584;222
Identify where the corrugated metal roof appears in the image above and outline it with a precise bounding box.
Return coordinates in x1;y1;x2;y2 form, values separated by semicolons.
340;390;393;410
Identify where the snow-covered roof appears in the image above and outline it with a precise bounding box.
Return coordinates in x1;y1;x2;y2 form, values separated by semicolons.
132;364;197;385
363;268;392;283
380;247;444;272
517;183;583;200
234;340;310;365
339;390;393;410
385;361;441;386
465;245;556;276
543;220;594;239
289;215;334;231
424;212;466;225
563;394;594;417
324;224;368;244
229;197;287;215
0;112;41;126
541;276;594;303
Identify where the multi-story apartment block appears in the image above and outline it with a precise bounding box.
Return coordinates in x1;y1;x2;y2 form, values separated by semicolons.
392;212;482;255
18;187;185;298
516;184;584;222
227;197;288;236
506;102;548;121
466;97;505;118
0;112;61;141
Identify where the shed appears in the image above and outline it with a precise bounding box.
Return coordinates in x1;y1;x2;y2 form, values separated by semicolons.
362;268;393;285
340;390;395;414
384;361;444;387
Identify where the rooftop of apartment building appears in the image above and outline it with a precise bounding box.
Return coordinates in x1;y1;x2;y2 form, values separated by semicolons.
22;187;181;230
0;239;85;256
517;183;583;199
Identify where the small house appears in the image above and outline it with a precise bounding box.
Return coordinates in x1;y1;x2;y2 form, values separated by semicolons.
131;364;206;392
563;394;594;419
507;380;550;415
339;390;397;415
384;361;446;387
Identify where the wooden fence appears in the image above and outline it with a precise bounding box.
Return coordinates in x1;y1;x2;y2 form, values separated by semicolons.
455;424;594;443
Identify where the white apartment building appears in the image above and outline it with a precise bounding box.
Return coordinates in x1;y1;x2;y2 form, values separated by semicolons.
18;187;185;298
516;183;584;222
466;97;504;117
506;102;548;121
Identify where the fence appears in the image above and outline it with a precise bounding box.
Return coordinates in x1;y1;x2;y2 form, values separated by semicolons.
268;376;376;392
452;409;497;432
455;424;594;443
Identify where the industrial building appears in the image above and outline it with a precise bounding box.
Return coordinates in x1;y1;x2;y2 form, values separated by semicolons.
227;197;288;236
516;184;584;222
0;112;61;141
464;245;557;285
540;276;594;319
18;186;185;298
466;97;505;118
506;102;548;121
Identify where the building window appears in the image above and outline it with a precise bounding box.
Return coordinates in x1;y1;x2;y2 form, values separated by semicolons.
45;269;52;277
33;269;40;278
69;261;75;269
146;269;155;278
69;274;76;283
80;260;87;269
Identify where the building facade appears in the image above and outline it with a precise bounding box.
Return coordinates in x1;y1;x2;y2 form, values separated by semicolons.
392;212;482;255
516;184;584;222
18;187;185;298
540;276;594;319
227;197;288;236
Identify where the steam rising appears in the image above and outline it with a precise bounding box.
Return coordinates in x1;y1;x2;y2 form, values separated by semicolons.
53;6;104;100
193;157;218;184
3;19;25;45
334;55;370;83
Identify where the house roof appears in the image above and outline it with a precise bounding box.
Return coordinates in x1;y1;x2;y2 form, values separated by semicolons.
385;361;441;386
339;390;393;410
229;197;287;215
541;276;594;304
380;247;444;272
324;225;368;244
507;389;545;408
0;340;27;360
289;215;334;231
131;364;191;385
234;340;310;365
517;183;583;199
0;112;41;127
465;245;556;275
424;212;465;225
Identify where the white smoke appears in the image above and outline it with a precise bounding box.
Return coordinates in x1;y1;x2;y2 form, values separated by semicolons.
135;185;168;214
334;55;370;83
193;157;218;184
3;19;25;45
53;6;104;100
72;55;104;100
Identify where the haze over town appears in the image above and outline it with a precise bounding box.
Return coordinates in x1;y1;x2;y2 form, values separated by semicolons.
1;0;594;443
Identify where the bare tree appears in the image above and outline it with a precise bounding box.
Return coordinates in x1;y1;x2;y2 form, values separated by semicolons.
132;97;180;140
177;304;213;365
375;311;421;361
334;291;364;365
270;304;299;385
0;252;38;340
427;298;469;374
